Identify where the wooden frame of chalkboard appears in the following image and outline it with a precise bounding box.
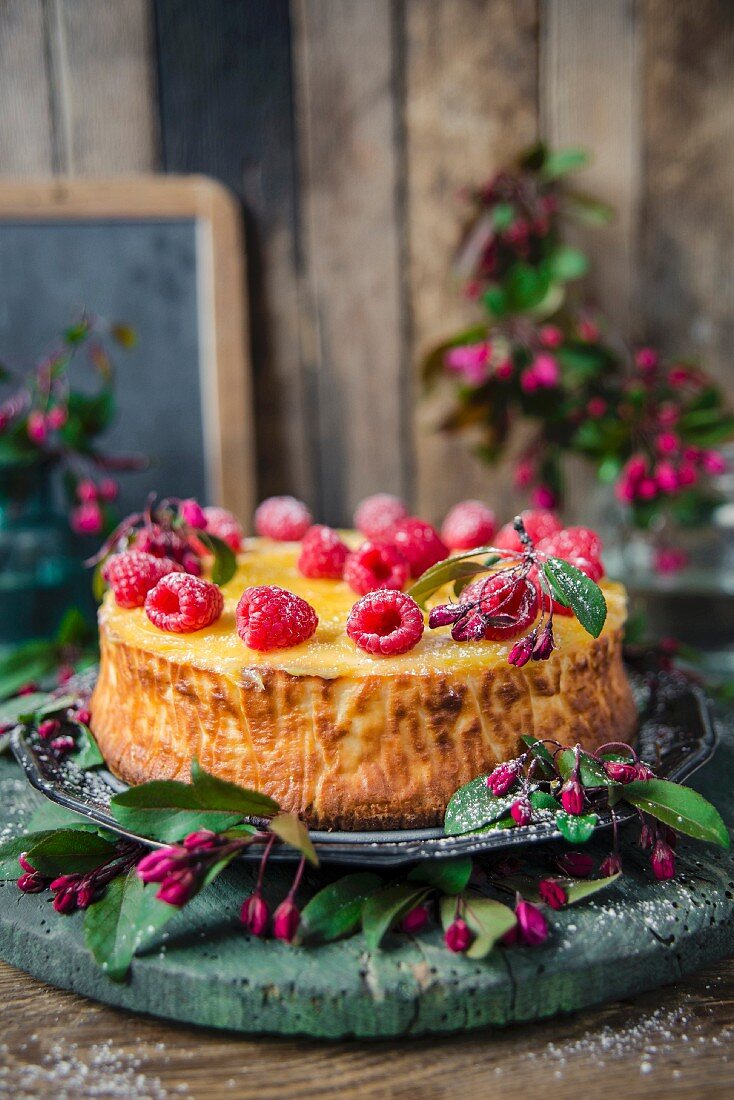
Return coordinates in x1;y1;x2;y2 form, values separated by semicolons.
0;176;255;521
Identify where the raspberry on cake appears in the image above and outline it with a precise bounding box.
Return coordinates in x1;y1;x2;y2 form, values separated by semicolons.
347;590;424;655
494;509;562;552
202;505;244;551
441;500;496;550
104;551;182;609
353;493;408;539
343;539;409;595
391;517;449;577
236;585;318;651
145;573;223;633
255;496;312;541
298;525;348;580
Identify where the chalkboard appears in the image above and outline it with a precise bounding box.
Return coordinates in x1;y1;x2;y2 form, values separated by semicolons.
0;178;255;522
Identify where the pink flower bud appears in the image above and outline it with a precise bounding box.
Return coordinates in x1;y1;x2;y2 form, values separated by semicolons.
636;478;657;501
137;848;182;884
508;634;535;668
428;604;464;629
532;485;557;509
27;411;48;444
182;552;203;576
18;853;36;874
604;760;638;784
17;871;46;894
37;718;61;740
587;397;607;418
273;898;300;943
513;458;534;488
538;879;567;910
46;405;67;429
76;479;98;502
399;904;430;934
532;624;555;661
17;682;39;696
532;353;560;388
71;501;103;536
180;498;207;529
539;325;563;349
701;449;727;476
578;318;599;342
157;868;198;907
98;478;119;502
53;887;78;914
444;917;472;953
49;735;75;754
625;455;647;482
656;431;679;456
560;778;584;816
668;365;690;387
556;851;594;878
445;342;492;387
510;797;532;826
599;852;623;877
520;367;539;393
515;900;548;945
182;829;219;851
486;760;521;796
676;461;698;487
635;347;659;372
653;547;688;576
655;461;678;493
495;358;513;381
241;892;270;936
76;884;96;909
651;839;676;881
57;664;75;686
635;763;655;781
639;821;656;850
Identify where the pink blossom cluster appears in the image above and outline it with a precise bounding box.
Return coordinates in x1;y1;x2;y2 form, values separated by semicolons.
70;477;119;536
615;441;726;504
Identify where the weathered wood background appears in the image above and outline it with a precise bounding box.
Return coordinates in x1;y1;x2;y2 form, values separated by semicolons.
0;0;731;526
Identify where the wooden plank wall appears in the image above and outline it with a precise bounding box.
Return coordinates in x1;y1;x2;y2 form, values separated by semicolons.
0;0;732;525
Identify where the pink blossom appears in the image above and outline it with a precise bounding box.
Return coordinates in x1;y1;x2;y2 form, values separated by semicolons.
599;852;623;877
560;778;584;816
99;478;119;502
604;760;638;784
180;498;207;529
655;462;678;494
273;898;300;943
445;342;491;387
626;455;647;482
463;280;481;300
520;367;539;393
635;347;659;372
241;893;270;936
510;797;532;826
615;477;636;504
539;325;563;349
651;839;676;880
556;852;594;878
71;501;103;535
486;760;521;797
444;917;472;953
653;547;688;575
578;318;599;342
636;478;658;501
513;458;534;488
587;397;607;418
538;879;567;910
495;358;513;381
399;905;430;934
46;406;67;429
701;449;727;475
676;461;698;487
657;402;679;428
668;366;690;387
515;900;549;946
156;869;197;907
532;485;557;509
531;353;560;387
27;411;47;444
656;431;679;455
76;479;98;502
508;635;535;668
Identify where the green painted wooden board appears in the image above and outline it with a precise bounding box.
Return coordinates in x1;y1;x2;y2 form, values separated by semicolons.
1;712;734;1039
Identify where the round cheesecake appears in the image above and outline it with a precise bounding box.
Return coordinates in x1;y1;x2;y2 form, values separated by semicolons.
90;538;637;830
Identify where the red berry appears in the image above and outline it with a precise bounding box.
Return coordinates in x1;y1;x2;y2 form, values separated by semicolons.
347;590;424;656
391;518;449;578
254;496;312;541
536;526;605;581
353;493;408;539
441;500;496;550
202;506;244;552
104;551;182;609
145;573;224;633
494;510;562;553
343;540;410;595
298;525;349;579
236;585;318;651
460;573;539;640
134;524;191;565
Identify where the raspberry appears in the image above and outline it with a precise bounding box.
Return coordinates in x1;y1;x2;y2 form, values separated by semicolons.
236;585;318;651
145;573;223;633
298;525;349;579
494;509;562;553
441;500;496;551
353;493;408;539
254;496;312;541
460;573;539;640
346;590;424;655
536;526;604;581
391;518;449;578
104;552;182;609
203;506;244;552
134;524;191;565
343;540;410;595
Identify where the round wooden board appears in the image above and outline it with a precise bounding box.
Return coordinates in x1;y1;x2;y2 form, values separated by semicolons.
1;714;734;1040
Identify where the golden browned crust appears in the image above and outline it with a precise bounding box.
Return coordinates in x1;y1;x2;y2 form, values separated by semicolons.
90;623;637;830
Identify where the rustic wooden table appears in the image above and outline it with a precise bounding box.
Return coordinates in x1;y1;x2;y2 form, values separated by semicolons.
1;955;732;1099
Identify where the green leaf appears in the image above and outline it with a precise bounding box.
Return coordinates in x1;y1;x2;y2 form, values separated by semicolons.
555;811;598;844
0;691;51;726
565;192;614;225
439;891;516;959
407;546;499;608
543;147;589;179
550;245;588;282
530;789;561;813
444;775;530;836
557;748;610;788
269;811;319;866
27;802;99;833
198;532;237;586
407;856;472;896
521;734;556;778
362;883;430;951
110;781;243;843
491;202;516;231
564;873;620;905
482;284;507;319
542;558;607;637
190;759;278;817
298;873;382;945
0;830;61;879
622;779;730;848
72;723;105;769
84;868;176;982
55;606;94;648
24;829;117;876
0;640;58;700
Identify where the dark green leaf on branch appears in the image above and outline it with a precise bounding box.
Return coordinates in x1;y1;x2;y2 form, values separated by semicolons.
542;558;607;637
298;873;383;945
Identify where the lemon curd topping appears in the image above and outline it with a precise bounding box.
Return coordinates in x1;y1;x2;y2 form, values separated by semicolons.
99;537;628;681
